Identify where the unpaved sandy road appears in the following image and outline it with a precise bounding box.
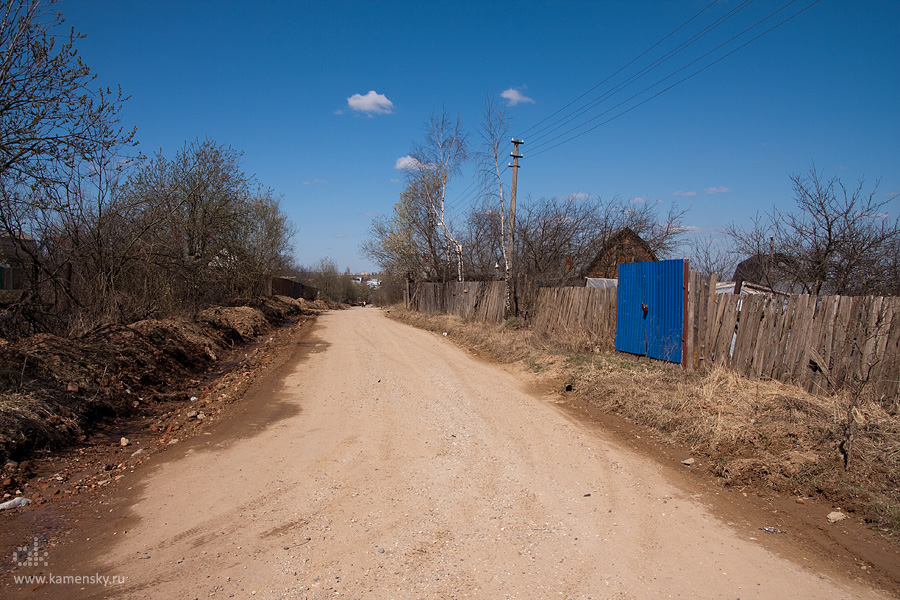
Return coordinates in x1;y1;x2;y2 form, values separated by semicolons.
6;308;893;599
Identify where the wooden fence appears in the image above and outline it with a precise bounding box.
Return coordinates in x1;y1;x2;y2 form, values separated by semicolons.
531;286;617;346
686;271;900;396
410;281;506;324
271;277;318;301
408;277;899;398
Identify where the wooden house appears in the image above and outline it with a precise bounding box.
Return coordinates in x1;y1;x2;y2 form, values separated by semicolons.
582;227;656;279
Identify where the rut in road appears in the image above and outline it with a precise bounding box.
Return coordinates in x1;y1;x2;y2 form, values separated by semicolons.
18;308;889;599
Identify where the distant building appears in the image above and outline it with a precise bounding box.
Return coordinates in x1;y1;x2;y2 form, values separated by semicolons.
0;234;36;294
732;253;804;295
270;277;318;301
582;227;657;279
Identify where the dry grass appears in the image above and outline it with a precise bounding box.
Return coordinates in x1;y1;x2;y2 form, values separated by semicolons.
386;308;546;365
581;356;900;532
388;306;900;533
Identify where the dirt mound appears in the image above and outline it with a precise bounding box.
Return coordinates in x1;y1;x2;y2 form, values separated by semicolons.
198;306;271;342
0;296;316;472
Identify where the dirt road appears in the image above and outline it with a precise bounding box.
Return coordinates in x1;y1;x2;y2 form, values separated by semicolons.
6;308;893;598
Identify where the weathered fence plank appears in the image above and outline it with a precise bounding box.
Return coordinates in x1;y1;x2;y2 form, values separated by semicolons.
532;286;617;348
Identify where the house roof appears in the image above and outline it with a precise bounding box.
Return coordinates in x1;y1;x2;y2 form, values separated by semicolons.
581;227;656;278
733;253;798;285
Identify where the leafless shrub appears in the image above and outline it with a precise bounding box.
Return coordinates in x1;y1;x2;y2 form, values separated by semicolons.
726;166;900;295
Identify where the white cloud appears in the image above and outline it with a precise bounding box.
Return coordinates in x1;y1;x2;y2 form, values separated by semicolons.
500;87;535;106
705;186;730;194
347;90;394;115
673;190;697;197
394;155;424;170
630;196;648;204
570;192;590;200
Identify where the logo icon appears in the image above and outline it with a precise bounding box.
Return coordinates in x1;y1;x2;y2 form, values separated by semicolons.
14;537;48;568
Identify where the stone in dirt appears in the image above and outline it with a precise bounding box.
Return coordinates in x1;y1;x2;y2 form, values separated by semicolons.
827;511;847;523
0;496;30;511
120;437;131;447
681;458;695;466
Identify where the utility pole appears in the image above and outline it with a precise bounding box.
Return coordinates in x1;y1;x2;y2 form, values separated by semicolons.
506;139;523;317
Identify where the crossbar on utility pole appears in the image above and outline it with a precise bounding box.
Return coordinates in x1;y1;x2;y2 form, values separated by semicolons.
506;138;523;317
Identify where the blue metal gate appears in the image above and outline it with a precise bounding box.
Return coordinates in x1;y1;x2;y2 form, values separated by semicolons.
615;259;687;363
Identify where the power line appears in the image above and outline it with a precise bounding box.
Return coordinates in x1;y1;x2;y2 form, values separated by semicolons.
519;0;723;141
525;0;755;146
439;0;820;230
444;176;485;222
445;162;512;224
441;1;734;226
528;0;821;158
444;2;739;220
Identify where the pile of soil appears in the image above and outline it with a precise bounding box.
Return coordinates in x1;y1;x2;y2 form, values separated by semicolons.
0;295;320;492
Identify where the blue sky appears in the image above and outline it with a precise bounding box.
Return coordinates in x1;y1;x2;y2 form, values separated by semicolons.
60;0;899;273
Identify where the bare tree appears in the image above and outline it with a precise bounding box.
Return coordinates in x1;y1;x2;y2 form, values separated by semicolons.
475;96;512;308
0;3;293;336
0;0;137;336
516;194;603;287
515;194;688;288
410;110;468;281
688;234;737;279
633;201;690;259
306;259;367;304
46;139;152;330
361;173;445;280
362;111;468;283
123;139;295;314
309;258;342;303
460;199;504;281
227;187;296;298
726;167;899;295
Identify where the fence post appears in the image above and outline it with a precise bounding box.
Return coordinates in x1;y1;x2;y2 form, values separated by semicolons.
682;259;690;369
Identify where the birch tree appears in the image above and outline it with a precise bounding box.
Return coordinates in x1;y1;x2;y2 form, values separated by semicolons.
476;96;513;311
410;110;467;281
